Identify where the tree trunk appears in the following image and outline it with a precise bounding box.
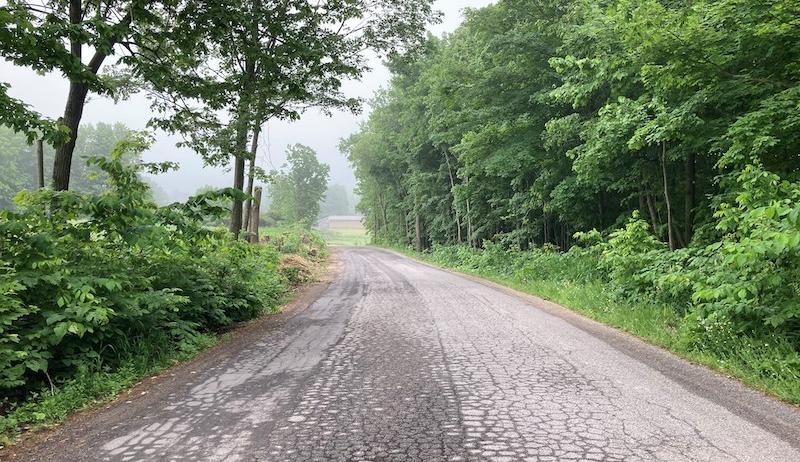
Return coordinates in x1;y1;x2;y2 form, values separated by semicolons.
229;141;247;238
247;186;262;243
465;173;473;247
414;212;423;252
52;1;109;191
661;142;676;251
645;192;659;235
380;191;389;239
544;212;551;244
242;124;261;232
373;195;380;239
36;140;45;188
638;191;647;222
53;82;90;190
684;151;696;244
404;213;411;245
443;149;462;243
597;192;604;230
229;59;256;238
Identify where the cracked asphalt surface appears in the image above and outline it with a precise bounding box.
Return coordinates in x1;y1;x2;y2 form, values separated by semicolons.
6;246;800;461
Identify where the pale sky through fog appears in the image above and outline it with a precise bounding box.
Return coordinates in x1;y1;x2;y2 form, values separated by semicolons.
1;0;493;202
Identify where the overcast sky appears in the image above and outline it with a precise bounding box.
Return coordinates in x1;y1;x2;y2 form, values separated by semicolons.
1;0;493;201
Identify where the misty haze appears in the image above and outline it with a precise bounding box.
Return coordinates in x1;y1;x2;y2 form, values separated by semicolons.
1;1;488;205
3;0;800;461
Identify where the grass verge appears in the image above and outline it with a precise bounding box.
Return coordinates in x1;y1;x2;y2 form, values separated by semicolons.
388;245;800;405
319;228;368;246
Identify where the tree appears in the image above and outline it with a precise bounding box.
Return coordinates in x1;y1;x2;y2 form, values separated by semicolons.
1;122;134;209
320;184;352;217
346;0;800;254
2;0;437;229
0;0;187;190
268;144;330;225
345;1;568;248
145;0;438;239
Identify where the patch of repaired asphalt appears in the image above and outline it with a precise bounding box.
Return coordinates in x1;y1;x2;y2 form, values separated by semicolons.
4;247;800;461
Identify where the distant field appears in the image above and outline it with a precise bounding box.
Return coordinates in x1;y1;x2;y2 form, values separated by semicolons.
321;228;369;246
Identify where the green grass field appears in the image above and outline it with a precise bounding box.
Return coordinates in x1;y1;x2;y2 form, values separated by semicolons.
320;228;369;246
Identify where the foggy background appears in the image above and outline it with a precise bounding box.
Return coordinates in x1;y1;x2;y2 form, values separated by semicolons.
1;0;492;205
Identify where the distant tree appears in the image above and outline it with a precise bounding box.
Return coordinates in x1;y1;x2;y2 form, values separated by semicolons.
268;144;330;225
144;178;171;205
320;184;352;217
0;122;135;208
0;125;28;209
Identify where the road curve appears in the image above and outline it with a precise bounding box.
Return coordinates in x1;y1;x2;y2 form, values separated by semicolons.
6;246;800;461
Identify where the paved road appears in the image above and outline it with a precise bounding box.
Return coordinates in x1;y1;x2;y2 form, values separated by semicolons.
7;247;800;461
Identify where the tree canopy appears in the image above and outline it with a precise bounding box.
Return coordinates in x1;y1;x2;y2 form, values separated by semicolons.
0;0;438;233
345;0;800;251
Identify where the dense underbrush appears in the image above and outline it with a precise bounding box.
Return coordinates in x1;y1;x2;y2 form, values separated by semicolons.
0;137;325;442
264;225;328;260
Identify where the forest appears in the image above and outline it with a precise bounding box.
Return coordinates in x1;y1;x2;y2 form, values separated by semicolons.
0;0;435;440
345;0;800;400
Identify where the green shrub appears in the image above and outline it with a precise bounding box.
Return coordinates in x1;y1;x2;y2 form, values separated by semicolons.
596;165;800;348
425;242;602;286
0;135;287;398
265;224;327;259
683;164;800;345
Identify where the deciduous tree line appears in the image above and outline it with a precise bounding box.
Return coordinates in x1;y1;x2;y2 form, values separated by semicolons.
1;0;437;236
344;0;800;252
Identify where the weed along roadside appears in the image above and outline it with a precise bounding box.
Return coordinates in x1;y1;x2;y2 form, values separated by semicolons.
0;198;330;449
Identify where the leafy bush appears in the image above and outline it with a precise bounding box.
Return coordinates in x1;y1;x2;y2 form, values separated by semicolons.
684;165;800;345
264;225;327;260
0;135;287;398
599;213;668;293
594;164;800;348
594;213;695;309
